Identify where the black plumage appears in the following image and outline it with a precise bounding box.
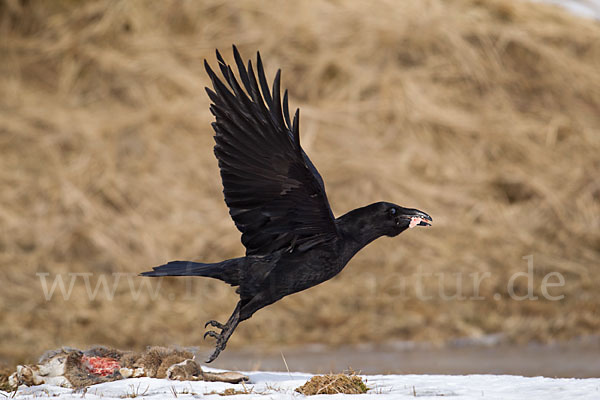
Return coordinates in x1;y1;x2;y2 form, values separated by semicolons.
141;46;432;363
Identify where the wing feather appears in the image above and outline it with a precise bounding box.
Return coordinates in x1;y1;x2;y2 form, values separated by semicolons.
205;46;338;256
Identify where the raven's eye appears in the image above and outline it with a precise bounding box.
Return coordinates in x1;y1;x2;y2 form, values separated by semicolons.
389;208;397;216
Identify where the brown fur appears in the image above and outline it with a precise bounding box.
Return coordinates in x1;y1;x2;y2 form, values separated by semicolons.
136;347;193;378
8;346;247;389
63;351;118;388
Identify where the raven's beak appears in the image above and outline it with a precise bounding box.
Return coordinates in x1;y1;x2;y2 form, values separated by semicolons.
417;212;432;227
405;211;432;228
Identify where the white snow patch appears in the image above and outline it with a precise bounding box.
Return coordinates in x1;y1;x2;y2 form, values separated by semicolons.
3;371;600;399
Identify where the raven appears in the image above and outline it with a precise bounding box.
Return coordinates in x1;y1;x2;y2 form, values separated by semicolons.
141;46;432;363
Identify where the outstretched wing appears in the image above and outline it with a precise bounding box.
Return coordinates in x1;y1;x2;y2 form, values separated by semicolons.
205;46;338;256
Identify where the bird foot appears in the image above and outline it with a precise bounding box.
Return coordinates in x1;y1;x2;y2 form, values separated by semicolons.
203;319;236;363
202;303;241;363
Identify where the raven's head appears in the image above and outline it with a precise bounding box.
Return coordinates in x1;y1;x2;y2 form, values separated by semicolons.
378;201;432;237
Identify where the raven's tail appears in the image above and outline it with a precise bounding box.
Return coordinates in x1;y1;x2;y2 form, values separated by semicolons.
140;258;242;286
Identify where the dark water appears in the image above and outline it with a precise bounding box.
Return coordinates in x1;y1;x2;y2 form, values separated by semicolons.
200;339;600;378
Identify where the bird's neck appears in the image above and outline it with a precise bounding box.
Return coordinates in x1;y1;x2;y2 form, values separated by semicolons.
335;205;385;260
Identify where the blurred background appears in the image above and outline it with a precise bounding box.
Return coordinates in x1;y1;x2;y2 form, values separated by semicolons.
1;0;599;378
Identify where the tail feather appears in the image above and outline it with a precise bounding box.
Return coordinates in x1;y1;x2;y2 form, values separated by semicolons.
140;258;242;286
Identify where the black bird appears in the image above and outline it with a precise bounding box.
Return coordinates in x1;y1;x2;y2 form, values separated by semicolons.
141;46;432;363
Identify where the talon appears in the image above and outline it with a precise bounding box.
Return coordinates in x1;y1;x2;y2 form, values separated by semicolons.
206;347;222;363
204;320;225;329
204;330;219;340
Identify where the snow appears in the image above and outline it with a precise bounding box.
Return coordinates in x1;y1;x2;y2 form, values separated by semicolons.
3;370;600;399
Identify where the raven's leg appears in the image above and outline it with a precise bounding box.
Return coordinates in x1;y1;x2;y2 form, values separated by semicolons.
204;292;274;363
204;301;241;363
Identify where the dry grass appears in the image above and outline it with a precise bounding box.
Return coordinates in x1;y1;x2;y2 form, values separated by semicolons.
0;366;13;392
211;386;254;396
296;373;368;395
1;0;599;365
